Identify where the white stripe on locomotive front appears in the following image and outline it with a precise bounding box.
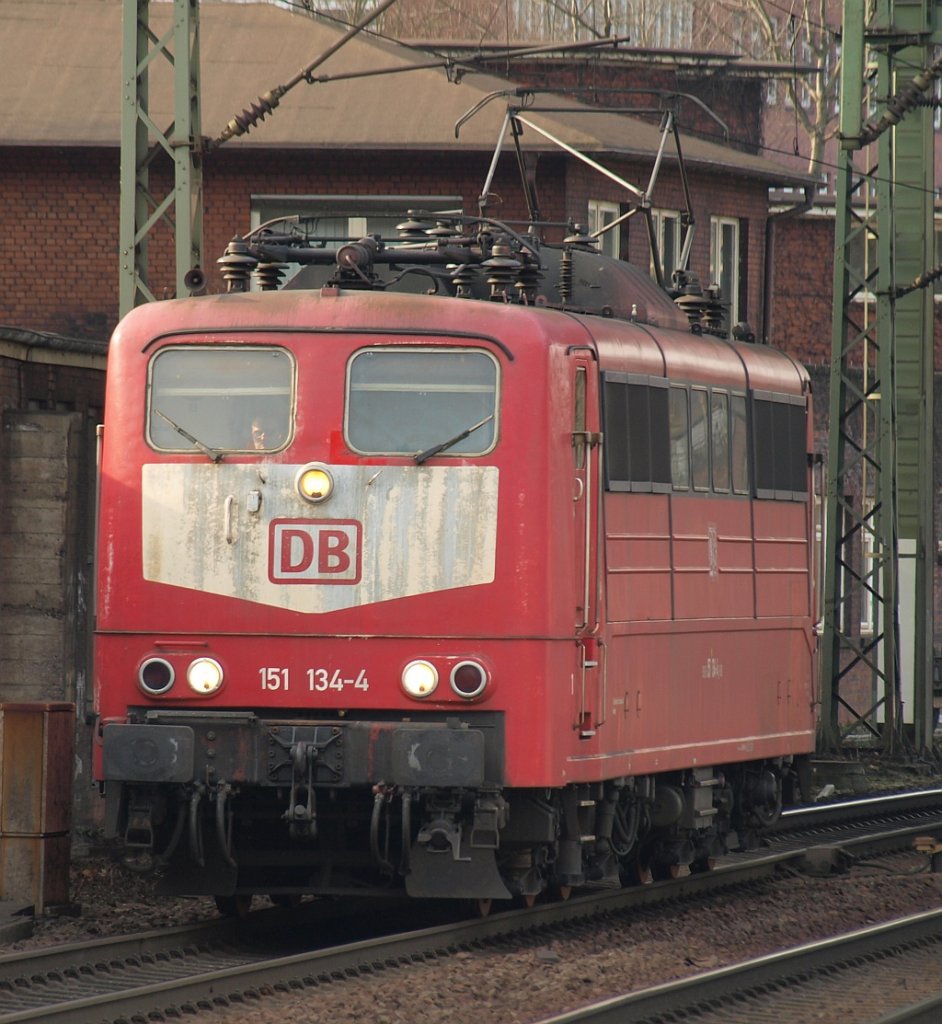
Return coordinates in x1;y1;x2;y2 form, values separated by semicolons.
141;463;499;612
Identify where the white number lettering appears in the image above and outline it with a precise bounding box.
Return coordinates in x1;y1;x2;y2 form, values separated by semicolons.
260;667;289;691
306;667;369;692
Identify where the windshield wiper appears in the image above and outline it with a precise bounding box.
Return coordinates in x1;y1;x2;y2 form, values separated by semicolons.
414;414;494;465
154;408;222;463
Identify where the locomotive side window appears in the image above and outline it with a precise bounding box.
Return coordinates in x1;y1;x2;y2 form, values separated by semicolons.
731;394;749;494
147;347;294;454
690;388;710;491
600;376;805;501
601;373;670;492
346;348;498;456
752;391;808;500
669;386;689;489
711;391;730;492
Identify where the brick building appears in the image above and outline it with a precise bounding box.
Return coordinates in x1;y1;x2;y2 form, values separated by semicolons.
2;1;810;341
2;0;837;815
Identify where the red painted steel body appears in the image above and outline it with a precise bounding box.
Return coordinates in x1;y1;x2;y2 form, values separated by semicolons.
94;276;817;902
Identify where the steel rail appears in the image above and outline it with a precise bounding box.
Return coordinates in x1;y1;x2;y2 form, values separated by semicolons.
531;909;942;1024
2;790;941;1024
777;787;942;830
0;860;785;1024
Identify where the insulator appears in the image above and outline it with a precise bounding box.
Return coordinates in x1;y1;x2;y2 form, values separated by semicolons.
482;243;521;302
450;263;478;298
674;293;708;329
254;262;288;291
701;286;727;336
563;225;598;251
427;220;462;242
514;258;543;304
397;217;432;239
671;271;707;330
217;237;258;293
858;52;942;145
905;263;942;294
219;89;282;142
558;248;573;304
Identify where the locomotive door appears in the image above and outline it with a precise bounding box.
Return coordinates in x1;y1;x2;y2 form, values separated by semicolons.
570;353;604;737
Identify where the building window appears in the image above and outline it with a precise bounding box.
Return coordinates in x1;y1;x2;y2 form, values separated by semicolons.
588;199;621;258
651;208;683;284
710;216;742;334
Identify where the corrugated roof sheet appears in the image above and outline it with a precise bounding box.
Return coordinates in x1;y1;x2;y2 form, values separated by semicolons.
0;0;809;183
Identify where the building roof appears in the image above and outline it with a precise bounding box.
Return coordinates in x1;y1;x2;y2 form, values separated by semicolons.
0;326;108;369
415;40;820;80
1;0;809;185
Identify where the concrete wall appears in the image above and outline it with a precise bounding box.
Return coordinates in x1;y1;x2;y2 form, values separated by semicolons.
0;408;99;825
0;411;90;697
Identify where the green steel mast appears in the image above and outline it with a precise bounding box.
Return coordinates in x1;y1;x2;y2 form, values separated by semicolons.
821;0;939;754
119;0;203;318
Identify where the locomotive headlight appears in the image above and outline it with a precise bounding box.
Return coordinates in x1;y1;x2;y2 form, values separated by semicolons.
186;657;224;695
139;658;175;696
402;659;438;699
450;660;489;699
296;463;334;503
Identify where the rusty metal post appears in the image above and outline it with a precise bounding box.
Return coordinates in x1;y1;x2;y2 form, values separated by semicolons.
0;703;75;912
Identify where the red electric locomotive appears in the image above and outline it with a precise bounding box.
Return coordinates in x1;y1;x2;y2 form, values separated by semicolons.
94;219;817;911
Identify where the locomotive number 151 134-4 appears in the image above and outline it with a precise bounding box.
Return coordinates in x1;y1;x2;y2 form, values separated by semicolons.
259;667;370;692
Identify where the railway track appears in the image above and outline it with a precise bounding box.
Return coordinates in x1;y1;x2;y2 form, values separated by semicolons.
2;789;941;1024
532;909;942;1023
776;787;942;836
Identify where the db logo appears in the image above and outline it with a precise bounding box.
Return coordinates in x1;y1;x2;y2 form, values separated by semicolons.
269;519;362;585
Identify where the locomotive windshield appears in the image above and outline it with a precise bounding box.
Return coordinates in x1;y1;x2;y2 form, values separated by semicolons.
346;347;498;456
147;346;294;454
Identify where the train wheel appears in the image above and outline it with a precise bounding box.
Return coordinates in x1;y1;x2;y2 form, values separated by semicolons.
631;857;653;886
215;894;252;918
269;894;302;910
523;893;537;908
477;898;492;917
